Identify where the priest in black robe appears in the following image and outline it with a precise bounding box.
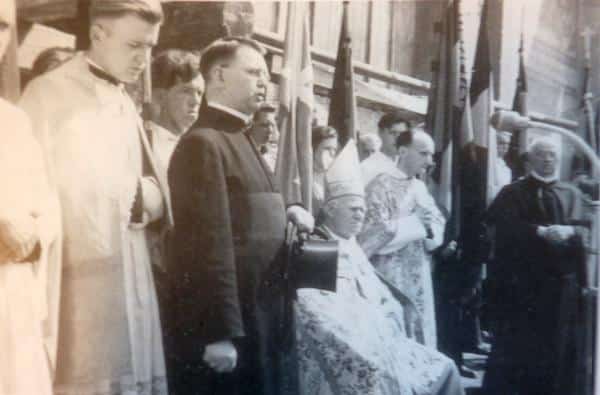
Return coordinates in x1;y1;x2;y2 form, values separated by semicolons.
482;138;586;395
166;37;316;395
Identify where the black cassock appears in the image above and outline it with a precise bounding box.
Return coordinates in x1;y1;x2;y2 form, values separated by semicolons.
482;176;586;395
166;103;299;395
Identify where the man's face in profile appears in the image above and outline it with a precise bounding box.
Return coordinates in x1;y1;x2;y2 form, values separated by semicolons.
325;196;366;239
219;46;269;115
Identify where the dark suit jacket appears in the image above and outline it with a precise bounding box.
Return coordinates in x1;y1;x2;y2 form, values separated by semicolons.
167;103;292;394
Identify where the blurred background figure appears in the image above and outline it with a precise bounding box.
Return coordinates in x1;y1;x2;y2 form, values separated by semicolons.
311;125;339;216
489;131;513;202
357;132;382;161
248;102;279;172
0;2;55;394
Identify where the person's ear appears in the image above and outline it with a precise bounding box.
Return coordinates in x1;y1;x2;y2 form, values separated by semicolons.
89;22;108;45
152;88;167;106
213;65;226;84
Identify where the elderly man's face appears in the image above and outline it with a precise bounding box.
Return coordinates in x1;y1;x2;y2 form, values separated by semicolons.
530;143;559;177
164;74;204;133
91;15;160;83
325;196;366;239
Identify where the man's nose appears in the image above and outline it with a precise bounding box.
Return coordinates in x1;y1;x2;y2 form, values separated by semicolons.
191;92;202;106
135;50;149;68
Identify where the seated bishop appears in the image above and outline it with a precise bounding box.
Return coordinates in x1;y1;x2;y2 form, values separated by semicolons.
295;140;464;395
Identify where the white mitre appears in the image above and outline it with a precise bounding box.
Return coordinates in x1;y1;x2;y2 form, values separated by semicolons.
324;139;364;202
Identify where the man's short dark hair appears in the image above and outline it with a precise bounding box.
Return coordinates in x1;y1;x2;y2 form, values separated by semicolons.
395;130;414;149
152;49;201;90
89;0;163;24
253;102;277;122
199;36;266;81
378;111;410;131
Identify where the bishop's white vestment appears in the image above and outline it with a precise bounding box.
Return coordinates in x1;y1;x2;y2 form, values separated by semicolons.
296;228;463;395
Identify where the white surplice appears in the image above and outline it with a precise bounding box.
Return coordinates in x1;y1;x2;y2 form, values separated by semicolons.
359;152;445;347
296;229;463;395
20;53;168;395
0;99;55;395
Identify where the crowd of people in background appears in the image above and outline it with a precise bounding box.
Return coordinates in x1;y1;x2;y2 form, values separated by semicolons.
0;1;591;395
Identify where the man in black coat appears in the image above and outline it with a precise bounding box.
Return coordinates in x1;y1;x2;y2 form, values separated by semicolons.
481;138;586;395
167;37;314;395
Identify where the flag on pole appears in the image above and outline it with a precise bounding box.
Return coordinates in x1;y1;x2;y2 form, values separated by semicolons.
466;0;496;207
427;0;468;240
275;2;314;211
580;27;598;156
512;31;528;117
328;1;357;147
509;25;529;177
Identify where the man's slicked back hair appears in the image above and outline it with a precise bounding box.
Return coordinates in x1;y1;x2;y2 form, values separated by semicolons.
152;49;201;90
199;36;266;82
378;110;410;132
89;0;164;24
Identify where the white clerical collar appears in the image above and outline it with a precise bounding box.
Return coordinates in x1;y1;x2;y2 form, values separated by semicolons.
208;101;251;124
85;56;123;87
530;170;559;184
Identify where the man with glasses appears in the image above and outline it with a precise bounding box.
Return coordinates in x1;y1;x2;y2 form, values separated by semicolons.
168;36;314;395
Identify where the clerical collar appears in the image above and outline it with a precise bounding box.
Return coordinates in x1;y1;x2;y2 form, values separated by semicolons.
86;58;121;86
208;101;251;125
530;170;559;185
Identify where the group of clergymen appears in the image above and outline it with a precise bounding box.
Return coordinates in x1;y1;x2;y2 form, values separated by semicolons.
0;1;588;395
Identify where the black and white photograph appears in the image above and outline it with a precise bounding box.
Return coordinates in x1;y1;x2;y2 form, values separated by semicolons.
0;0;599;394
